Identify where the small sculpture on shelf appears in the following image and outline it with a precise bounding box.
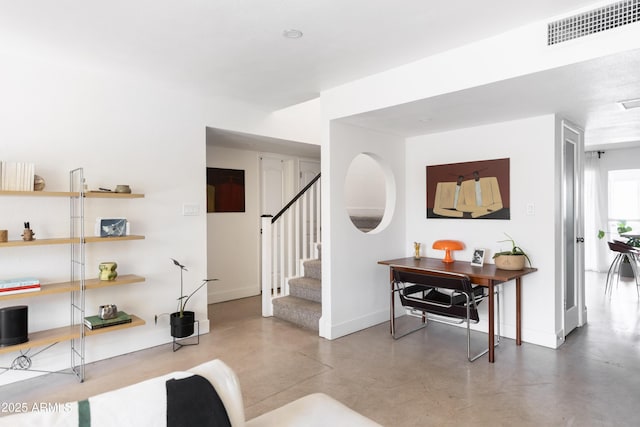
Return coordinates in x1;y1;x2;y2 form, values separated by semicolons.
98;262;118;281
98;304;118;320
33;175;46;191
21;222;35;241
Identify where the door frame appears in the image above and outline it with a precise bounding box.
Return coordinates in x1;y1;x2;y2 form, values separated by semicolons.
560;119;586;342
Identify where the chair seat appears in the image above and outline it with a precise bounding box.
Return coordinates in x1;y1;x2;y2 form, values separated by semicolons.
401;284;484;321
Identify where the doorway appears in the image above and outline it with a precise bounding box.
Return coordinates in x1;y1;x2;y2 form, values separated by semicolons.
561;120;586;340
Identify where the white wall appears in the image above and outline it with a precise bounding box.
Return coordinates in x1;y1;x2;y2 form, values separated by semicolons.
405;115;560;348
0;49;209;384
0;45;319;385
205;145;260;303
321;121;405;339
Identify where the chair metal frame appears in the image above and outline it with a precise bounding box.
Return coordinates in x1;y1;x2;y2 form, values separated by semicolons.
605;241;640;297
391;268;499;362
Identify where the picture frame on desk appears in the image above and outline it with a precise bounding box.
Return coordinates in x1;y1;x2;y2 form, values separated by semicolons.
471;248;485;267
95;218;129;237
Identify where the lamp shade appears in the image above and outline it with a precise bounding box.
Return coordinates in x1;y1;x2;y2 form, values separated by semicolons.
432;240;464;263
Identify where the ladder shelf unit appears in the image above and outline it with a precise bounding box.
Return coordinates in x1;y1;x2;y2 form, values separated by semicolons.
0;169;145;381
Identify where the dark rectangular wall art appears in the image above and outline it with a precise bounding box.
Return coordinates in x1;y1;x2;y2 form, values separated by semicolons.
207;168;245;213
426;158;510;219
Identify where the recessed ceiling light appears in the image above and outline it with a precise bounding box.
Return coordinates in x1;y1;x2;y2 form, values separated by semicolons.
282;29;303;39
618;98;640;110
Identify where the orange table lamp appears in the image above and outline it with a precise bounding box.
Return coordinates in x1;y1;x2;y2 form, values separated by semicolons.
432;240;464;263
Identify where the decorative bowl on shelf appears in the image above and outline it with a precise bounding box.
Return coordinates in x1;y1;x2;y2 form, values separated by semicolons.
115;185;131;193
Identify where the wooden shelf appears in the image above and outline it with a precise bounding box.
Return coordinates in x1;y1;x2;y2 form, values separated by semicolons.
84;235;145;243
0;315;146;355
0;324;78;355
0;274;145;302
0;235;145;248
0;238;74;247
85;192;144;199
0;190;143;198
85;315;146;336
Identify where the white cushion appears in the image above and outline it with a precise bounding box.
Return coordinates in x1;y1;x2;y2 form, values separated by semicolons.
246;393;381;427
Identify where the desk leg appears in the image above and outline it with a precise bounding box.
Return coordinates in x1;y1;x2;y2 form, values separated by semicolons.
488;281;495;363
389;268;394;334
516;277;522;345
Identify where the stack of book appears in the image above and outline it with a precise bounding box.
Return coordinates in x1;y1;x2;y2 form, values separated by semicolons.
0;161;36;191
84;311;132;330
0;277;41;296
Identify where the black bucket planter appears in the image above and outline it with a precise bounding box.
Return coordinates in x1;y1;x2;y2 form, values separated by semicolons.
170;311;195;338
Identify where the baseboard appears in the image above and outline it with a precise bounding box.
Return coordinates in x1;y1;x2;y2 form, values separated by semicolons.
321;308;389;340
208;286;259;304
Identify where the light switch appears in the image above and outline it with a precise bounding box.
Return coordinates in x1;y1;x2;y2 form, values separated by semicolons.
183;204;200;216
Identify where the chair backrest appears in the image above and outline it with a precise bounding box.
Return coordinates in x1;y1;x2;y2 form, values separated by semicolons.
394;269;473;293
608;241;639;255
393;268;479;321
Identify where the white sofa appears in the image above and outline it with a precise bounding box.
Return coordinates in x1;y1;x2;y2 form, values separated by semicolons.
0;359;381;427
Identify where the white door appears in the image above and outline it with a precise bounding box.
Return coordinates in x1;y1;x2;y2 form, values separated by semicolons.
299;160;320;188
562;120;585;340
260;156;284;216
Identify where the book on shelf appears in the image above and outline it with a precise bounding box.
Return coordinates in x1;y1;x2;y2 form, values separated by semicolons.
0;284;41;296
0;277;40;289
0;161;35;191
84;311;132;330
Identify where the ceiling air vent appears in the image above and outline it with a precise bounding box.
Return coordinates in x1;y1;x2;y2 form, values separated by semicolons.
547;0;640;45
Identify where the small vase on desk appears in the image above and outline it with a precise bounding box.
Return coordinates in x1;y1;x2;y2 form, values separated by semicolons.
414;242;421;260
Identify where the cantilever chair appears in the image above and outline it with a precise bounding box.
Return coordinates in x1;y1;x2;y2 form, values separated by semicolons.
605;240;640;296
391;268;498;362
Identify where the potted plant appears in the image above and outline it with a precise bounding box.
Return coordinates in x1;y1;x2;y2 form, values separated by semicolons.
155;259;216;338
492;233;532;270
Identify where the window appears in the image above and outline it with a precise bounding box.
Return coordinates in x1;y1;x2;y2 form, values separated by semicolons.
607;169;640;233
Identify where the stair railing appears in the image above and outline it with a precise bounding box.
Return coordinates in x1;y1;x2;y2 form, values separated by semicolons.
261;173;321;316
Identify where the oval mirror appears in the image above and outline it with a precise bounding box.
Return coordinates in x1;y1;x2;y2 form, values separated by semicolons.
344;153;395;233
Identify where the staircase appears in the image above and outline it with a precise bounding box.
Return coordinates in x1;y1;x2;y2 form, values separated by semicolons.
272;245;321;331
261;172;321;329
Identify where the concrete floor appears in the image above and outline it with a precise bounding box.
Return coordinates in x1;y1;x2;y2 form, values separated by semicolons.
1;271;639;426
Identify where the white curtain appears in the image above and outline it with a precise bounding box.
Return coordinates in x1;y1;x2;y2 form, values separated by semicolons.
584;151;608;272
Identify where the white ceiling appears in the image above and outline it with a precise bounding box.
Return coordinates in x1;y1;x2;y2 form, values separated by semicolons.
2;1;639;148
206;127;320;159
341;48;640;148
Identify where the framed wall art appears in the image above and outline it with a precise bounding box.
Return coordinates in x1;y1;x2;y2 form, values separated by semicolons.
426;158;510;219
207;168;246;213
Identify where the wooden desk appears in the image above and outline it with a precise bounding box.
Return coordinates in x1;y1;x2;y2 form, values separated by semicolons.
378;257;537;362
